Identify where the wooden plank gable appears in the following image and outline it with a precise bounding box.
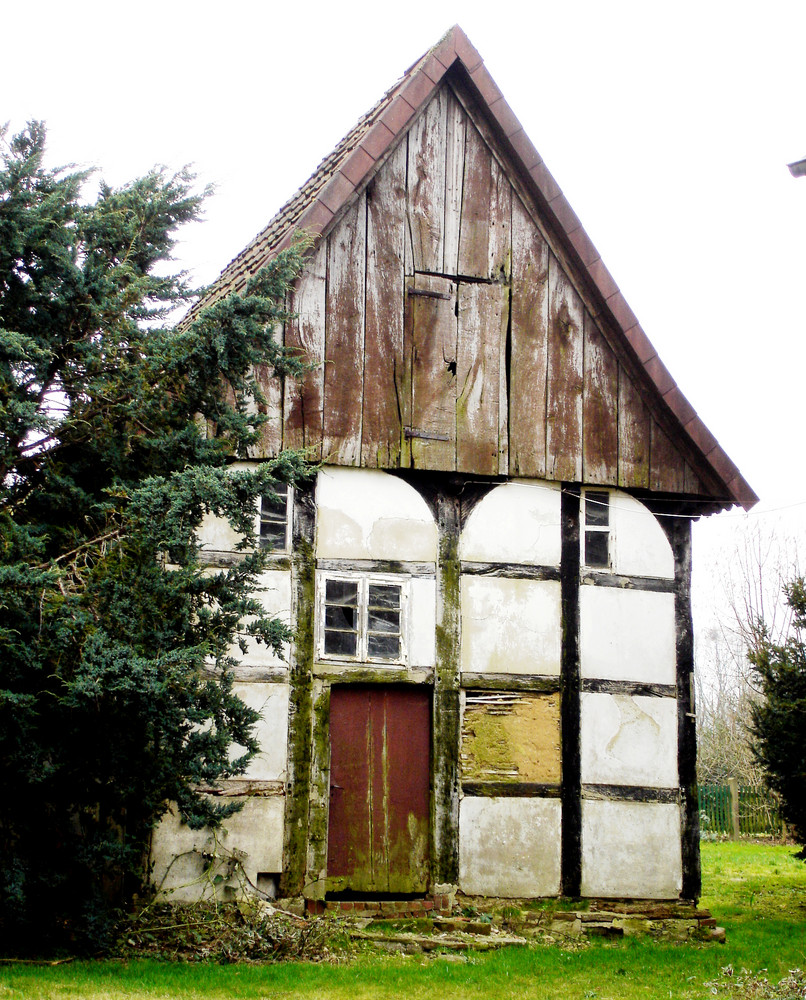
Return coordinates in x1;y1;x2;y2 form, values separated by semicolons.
248;79;732;500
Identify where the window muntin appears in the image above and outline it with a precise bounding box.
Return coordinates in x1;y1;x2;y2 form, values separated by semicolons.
318;574;406;664
584;490;610;568
259;485;291;552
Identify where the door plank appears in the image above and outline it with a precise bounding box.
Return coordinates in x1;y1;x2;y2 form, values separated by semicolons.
407;90;447;274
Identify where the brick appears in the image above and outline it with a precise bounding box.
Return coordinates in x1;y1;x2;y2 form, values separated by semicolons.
549;194;582;236
409;899;423;912
623;324;657;364
340;901;354;912
420;53;449;85
381;901;396;912
422;899;434;911
469;64;504;106
360;122;397;161
489;97;522;137
379;95;416;136
587;257;619;300
453;27;484;72
339;146;376;186
644;354;676;396
605;290;639;333
507;128;542;170
296;199;335;238
398;69;437;112
529;160;562;203
662;385;697;426
318;171;356;215
567;226;602;268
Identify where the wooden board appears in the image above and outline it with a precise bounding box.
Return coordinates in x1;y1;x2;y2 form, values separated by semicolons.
509;196;549;478
322;196;366;465
617;365;650;487
582;315;619;484
456;282;509;475
362;142;407;468
443;91;466;276
546;253;584;482
251;354;283;458
406;89;447;274
650;420;686;493
457;121;493;278
406;274;457;470
283;242;326;458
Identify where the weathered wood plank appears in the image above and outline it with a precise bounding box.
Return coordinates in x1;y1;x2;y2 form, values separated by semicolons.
489;158;512;282
456;282;508;475
362;142;407;468
407;274;457;469
406;89;447;274
546;253;584;482
650;420;686;493
443;90;465;276
582;315;619;484
283;244;326;457
509;197;549;478
684;461;706;496
322;196;366;465
617;365;650;488
251;351;283;458
457;121;493;277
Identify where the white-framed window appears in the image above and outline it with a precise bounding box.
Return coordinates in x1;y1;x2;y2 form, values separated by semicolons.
583;490;610;569
316;572;408;665
258;485;292;553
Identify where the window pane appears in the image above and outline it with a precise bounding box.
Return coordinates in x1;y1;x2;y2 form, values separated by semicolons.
324;629;358;657
261;487;288;519
368;584;400;609
367;633;400;659
325;605;357;630
367;609;399;633
325;579;359;605
259;522;287;549
585;491;609;527
585;530;609;567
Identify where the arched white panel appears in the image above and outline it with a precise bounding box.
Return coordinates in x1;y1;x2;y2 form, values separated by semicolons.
460;480;561;566
316;467;437;561
609;490;674;579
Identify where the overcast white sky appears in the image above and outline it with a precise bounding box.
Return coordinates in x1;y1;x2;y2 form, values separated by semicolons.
4;0;805;619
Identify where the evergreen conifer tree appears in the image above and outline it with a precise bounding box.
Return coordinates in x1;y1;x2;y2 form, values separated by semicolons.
748;578;806;858
0;122;313;951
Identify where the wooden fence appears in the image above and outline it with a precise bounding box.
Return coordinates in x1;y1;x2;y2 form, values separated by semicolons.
698;780;783;838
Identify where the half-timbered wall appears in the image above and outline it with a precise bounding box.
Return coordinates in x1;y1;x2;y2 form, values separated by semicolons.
251;82;709;498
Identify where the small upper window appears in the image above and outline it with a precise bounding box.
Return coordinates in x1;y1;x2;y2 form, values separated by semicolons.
259;485;291;552
319;574;406;665
584;490;610;568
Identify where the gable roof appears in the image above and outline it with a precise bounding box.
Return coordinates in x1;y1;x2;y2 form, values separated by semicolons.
198;25;757;512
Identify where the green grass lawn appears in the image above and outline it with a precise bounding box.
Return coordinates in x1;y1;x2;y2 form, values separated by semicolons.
2;842;804;1000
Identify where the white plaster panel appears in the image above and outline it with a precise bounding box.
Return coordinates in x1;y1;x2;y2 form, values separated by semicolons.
459;797;561;896
461;576;561;675
151;797;285;902
581;800;682;898
409;577;436;667
609;490;674;579
197;461;259;553
316;467;437;561
460;481;561;566
581;692;678;787
580;587;676;684
235;570;292;668
232;682;290;781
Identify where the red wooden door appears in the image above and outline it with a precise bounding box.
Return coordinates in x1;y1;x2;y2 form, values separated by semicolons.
327;686;431;894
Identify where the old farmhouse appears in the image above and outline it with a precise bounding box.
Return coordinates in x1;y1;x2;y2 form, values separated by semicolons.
151;25;757;910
